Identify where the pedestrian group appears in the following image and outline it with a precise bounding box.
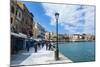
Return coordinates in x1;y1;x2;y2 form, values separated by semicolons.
26;36;53;53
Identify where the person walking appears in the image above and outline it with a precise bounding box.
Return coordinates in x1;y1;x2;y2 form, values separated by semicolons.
41;40;44;48
45;41;49;50
34;41;37;53
38;41;41;48
26;36;31;52
48;42;52;50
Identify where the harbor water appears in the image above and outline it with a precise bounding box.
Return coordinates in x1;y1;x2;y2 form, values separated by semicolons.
59;41;95;62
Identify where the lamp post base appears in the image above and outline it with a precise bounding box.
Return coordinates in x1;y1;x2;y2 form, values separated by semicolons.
55;49;59;60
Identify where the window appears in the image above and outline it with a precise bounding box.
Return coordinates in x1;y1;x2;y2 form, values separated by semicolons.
16;10;18;16
31;18;33;22
26;19;28;25
16;9;22;20
11;6;14;14
18;12;21;18
30;25;33;29
11;17;13;24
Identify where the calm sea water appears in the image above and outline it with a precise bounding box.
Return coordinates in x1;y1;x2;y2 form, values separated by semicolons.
59;41;95;62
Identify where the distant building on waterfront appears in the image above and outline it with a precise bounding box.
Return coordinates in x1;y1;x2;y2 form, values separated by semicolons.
45;32;55;40
64;34;95;41
45;32;57;41
69;34;82;41
82;34;95;41
45;33;95;42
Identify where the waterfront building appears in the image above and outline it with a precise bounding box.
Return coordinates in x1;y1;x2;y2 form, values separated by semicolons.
44;33;95;42
22;4;33;36
15;1;23;33
69;34;95;41
45;32;50;41
63;34;82;41
38;24;46;39
11;0;34;36
11;0;17;32
62;34;69;41
33;22;46;39
32;22;40;39
45;32;56;41
10;0;34;54
83;34;95;41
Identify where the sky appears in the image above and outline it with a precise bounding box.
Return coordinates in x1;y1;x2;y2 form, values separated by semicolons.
22;1;95;35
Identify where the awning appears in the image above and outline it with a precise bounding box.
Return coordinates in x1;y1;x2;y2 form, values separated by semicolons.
34;38;42;41
11;32;27;38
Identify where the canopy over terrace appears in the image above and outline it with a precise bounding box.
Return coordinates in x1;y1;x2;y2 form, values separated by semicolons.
11;32;27;38
11;32;28;54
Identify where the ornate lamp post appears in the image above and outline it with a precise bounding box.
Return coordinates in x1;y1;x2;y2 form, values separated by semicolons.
55;12;59;60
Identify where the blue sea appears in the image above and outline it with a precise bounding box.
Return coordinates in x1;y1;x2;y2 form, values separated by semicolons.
59;41;95;62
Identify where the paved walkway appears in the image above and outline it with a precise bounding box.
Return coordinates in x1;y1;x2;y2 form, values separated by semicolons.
11;46;72;66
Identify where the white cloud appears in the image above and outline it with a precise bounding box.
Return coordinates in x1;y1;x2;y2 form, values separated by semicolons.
42;3;95;34
83;6;95;34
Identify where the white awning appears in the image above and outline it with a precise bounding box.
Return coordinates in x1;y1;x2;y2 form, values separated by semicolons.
11;32;27;38
34;38;42;41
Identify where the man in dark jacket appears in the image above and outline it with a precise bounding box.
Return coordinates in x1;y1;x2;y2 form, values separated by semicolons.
26;37;31;52
34;41;37;53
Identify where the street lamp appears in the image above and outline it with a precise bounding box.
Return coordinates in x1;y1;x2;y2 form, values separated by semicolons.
55;12;59;60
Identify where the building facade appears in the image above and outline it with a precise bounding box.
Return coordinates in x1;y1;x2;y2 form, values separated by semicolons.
10;0;34;54
11;0;33;36
22;4;33;36
11;0;17;33
45;32;56;41
33;22;46;39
